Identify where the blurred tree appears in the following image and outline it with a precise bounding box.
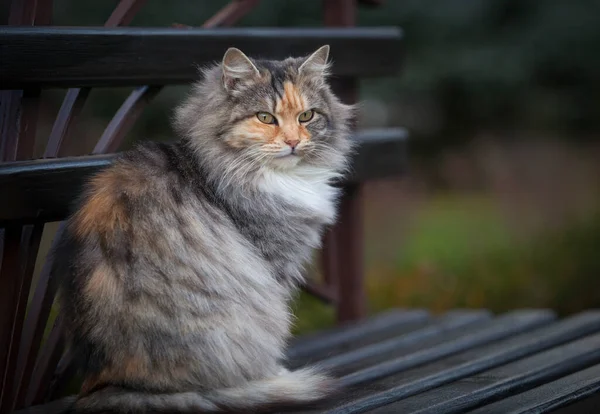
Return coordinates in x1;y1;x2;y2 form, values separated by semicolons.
47;0;600;154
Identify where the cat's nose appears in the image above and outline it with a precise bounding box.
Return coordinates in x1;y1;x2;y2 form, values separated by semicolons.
285;139;300;149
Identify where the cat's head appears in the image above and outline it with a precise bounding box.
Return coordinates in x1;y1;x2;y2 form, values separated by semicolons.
175;46;353;173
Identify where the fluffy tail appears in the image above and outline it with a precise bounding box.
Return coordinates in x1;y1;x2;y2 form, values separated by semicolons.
73;367;337;413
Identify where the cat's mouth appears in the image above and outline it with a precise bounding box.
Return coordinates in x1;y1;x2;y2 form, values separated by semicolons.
274;149;299;159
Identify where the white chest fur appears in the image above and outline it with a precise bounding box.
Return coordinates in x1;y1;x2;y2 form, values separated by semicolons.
258;165;339;223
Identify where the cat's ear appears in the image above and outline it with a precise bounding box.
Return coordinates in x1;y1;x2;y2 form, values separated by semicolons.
222;47;260;91
299;45;330;75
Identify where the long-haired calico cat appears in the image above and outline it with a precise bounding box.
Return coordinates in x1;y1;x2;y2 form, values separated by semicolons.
53;45;352;413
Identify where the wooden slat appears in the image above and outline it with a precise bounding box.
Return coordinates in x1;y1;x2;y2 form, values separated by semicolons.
326;311;600;413
13;396;75;414
468;363;600;414
316;310;491;373
322;0;359;322
26;317;65;406
2;224;43;413
13;226;64;409
334;184;366;322
0;128;408;225
290;310;489;370
338;310;555;389
0;90;40;162
371;332;600;414
0;226;23;408
289;309;430;361
12;310;600;414
0;26;404;89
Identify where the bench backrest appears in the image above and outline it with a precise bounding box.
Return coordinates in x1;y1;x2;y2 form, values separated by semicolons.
0;1;404;411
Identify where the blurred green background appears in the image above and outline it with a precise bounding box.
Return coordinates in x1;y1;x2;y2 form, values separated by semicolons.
29;0;600;335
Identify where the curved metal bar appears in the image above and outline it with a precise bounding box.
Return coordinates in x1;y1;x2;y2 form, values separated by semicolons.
92;85;162;154
43;0;148;158
94;0;262;154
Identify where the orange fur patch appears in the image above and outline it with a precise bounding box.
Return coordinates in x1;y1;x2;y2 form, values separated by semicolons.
277;82;306;118
225;81;312;148
84;264;121;303
73;171;126;239
72;164;147;239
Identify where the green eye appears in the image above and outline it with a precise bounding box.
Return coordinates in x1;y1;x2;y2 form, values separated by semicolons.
298;109;314;122
257;112;276;124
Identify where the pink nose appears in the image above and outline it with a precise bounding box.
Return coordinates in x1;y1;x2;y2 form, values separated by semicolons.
285;139;300;149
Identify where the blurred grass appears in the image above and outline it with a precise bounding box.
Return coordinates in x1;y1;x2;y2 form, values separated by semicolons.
293;193;600;335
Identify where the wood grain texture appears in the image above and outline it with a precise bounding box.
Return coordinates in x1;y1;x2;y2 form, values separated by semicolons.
468;362;600;414
0;27;404;89
288;309;430;365
0;128;408;224
10;310;600;414
338;310;556;389
1;224;43;413
371;332;600;414
325;311;600;413
316;310;491;373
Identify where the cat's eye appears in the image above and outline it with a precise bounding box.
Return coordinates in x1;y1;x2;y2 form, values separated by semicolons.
257;112;276;124
298;110;314;123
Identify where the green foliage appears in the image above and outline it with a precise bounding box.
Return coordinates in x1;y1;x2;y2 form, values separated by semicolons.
293;195;600;335
366;195;600;316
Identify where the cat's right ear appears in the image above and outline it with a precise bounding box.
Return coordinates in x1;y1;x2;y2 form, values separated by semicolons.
222;48;260;92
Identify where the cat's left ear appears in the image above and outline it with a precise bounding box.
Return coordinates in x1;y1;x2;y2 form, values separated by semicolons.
299;45;330;75
222;47;260;91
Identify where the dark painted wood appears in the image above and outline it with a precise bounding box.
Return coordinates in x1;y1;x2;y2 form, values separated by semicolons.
10;310;600;414
0;27;404;89
13;225;65;409
334;184;366;322
318;310;491;373
13;396;75;414
104;0;148;27
0;90;24;161
0;225;23;409
26;316;65;406
45;0;152;159
321;0;360;322
338;310;555;389
302;280;337;304
344;128;409;184
326;311;600;413
2;223;43;414
468;363;600;413
93;85;162;154
91;0;262;155
323;0;356;26
371;332;600;414
288;309;430;362
44;88;91;158
0;129;408;225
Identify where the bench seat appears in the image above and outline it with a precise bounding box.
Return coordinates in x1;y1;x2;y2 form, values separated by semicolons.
15;309;600;413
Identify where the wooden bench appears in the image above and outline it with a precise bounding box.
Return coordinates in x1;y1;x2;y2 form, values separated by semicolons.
2;1;599;413
12;310;600;413
0;0;407;410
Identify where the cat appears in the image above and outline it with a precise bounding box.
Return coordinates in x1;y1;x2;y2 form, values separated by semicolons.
53;45;353;413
